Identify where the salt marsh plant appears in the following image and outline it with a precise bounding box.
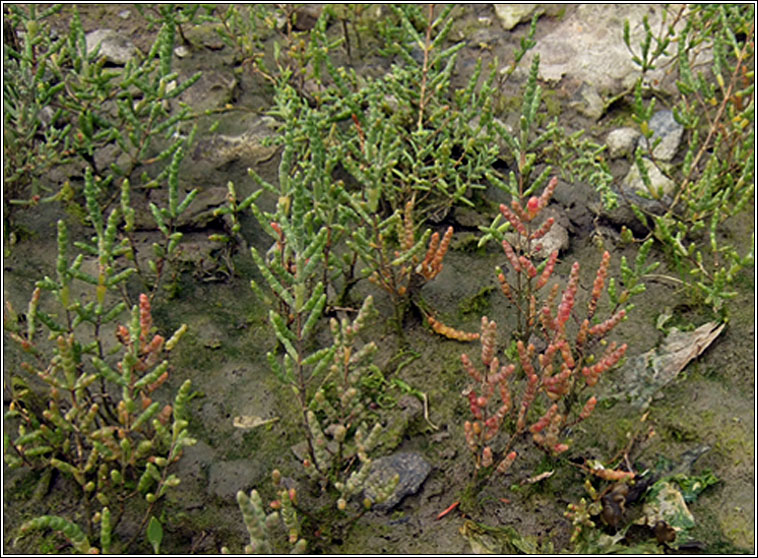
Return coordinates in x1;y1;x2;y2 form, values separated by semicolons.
247;144;398;523
4;219;195;552
222;472;306;554
337;4;499;220
3;4;201;280
623;4;754;313
346;196;476;340
461;237;653;477
461;161;655;475
3;5;73;217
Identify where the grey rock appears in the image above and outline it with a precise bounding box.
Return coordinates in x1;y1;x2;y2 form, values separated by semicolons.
606;127;641;159
527;5;692;97
85;29;136;65
638;110;683;161
176;70;237;113
493;4;540;30
190;115;278;170
504;207;569;259
364;452;431;512
620;157;675;211
571;83;605;120
535;220;569;259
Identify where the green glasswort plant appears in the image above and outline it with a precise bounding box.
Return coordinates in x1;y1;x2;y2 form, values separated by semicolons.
623;4;754;313
248;181;396;492
222;476;306;554
4;218;195;552
3;4;201;188
304;296;399;515
247;198;398;542
247;76;360;306
2;5;70;206
3;5;201;293
339;4;498;220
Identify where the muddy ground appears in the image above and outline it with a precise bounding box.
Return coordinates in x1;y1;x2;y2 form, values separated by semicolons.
3;4;755;555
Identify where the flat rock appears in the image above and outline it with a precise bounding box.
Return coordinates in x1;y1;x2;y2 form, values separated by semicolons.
191;114;279;170
176;69;237;113
638;110;684;162
618;322;725;409
85;29;136;65
620;157;676;211
570;83;605;120
526;5;694;98
606;127;641;159
364;452;431;512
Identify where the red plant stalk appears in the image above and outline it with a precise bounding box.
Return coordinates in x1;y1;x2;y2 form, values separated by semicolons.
461;247;627;472
461;174;632;471
139;293;152;347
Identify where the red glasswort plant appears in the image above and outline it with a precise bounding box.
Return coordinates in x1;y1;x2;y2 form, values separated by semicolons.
462;175;633;474
355;197;478;341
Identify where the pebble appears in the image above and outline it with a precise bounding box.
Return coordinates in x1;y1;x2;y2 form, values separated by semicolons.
620;157;676;210
606;127;642;159
493;4;541;31
364;452;431;512
85;29;136;65
638;110;684;161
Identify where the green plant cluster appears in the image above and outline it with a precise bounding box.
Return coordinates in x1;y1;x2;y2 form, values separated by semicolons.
4;215;196;552
3;4;201;294
3;4;209;553
3;4;751;555
623;3;754;314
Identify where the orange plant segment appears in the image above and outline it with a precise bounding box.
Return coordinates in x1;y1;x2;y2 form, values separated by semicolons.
419;226;453;280
427;315;479;341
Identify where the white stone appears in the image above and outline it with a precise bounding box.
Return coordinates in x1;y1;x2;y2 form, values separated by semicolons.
526;5;696;97
493;4;539;30
85;29;136;65
638;110;684;161
622;157;676;201
606;127;642;158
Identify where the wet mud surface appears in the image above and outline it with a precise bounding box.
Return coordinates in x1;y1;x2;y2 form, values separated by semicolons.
3;4;754;554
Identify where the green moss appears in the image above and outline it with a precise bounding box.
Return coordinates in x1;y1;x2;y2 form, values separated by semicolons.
542;89;562;118
451;232;481;253
494;93;522;116
458;285;494;316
